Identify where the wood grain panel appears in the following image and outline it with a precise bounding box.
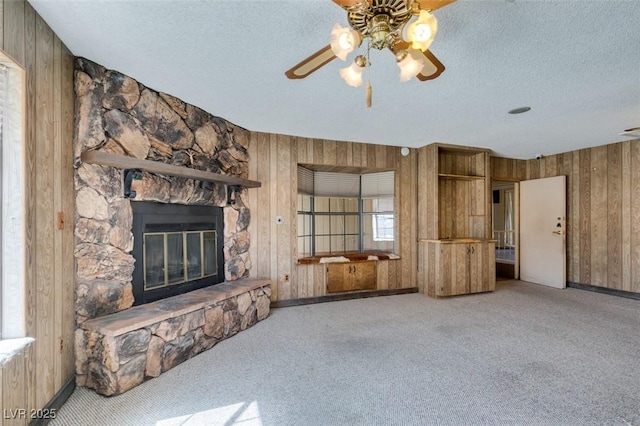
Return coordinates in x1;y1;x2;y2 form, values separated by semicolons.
571;150;581;283
367;143;376;167
375;144;387;169
323;139;337;165
621;141;631;291
630;140;640;293
3;0;25;63
247;132;259;278
60;43;75;384
22;1;37;414
579;149;592;284
313;137;323;164
377;260;389;290
352;141;362;167
409;148;418;288
34;14;55;409
398;150;412;287
269;134;280;299
256;133;272;292
590;145;608;286
559;153;573;280
607;143;622;289
289;138;298;299
3;346;29;426
336;140;347;167
52;34;63;391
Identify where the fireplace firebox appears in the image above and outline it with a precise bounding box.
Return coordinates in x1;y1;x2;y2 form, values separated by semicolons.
131;201;225;305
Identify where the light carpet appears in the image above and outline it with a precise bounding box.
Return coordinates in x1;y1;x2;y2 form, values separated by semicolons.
51;281;640;426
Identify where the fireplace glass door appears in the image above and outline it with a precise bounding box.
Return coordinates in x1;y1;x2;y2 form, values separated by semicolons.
143;230;218;290
132;202;225;305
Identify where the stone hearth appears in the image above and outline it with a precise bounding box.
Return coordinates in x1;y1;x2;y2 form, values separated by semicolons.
73;57;268;395
76;279;270;395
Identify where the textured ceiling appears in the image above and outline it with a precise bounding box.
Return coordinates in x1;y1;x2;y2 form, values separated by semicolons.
28;0;640;159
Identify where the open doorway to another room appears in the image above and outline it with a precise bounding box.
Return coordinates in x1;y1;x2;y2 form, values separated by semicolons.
492;181;518;279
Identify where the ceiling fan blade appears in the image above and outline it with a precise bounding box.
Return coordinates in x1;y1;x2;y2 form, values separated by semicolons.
285;45;337;80
332;0;363;10
392;41;445;81
416;50;445;81
415;0;457;12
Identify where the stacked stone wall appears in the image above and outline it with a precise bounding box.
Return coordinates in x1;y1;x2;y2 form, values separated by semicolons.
73;57;252;324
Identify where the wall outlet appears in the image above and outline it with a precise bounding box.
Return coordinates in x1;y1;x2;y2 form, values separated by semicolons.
284;274;290;282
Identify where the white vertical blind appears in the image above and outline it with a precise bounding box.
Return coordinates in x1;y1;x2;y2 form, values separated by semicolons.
361;171;395;198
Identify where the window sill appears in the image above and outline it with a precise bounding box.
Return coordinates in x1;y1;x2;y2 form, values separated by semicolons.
0;337;34;366
297;252;400;265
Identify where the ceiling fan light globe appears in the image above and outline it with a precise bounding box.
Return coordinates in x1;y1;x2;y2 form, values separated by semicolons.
397;49;426;82
413;24;432;42
404;10;438;51
340;58;365;87
331;23;360;61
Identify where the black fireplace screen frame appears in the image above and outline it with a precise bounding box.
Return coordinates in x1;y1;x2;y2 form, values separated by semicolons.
131;201;225;305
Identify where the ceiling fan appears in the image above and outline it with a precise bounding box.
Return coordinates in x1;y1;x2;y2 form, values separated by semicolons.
285;0;457;85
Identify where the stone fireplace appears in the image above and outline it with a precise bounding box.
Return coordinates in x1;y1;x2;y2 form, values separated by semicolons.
130;202;225;305
73;58;270;395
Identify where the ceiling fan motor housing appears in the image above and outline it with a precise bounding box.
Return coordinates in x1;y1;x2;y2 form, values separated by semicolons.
347;0;413;49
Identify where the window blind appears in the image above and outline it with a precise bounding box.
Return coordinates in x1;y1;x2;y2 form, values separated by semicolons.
313;171;360;197
297;165;314;195
361;171;395;198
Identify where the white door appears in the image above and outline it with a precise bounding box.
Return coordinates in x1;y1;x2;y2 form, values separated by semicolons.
520;176;566;288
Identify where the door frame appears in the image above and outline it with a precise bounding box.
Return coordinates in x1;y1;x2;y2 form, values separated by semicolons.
491;179;520;279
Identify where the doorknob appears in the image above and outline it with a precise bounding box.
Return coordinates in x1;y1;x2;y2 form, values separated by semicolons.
552;230;564;235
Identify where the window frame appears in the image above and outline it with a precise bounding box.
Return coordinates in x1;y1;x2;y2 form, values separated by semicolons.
296;167;396;258
0;51;27;340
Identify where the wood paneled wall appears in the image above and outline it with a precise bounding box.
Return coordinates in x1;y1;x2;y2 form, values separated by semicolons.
491;140;640;293
247;133;418;301
0;1;75;423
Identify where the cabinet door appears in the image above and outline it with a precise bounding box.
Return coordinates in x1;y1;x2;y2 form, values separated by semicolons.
436;243;469;296
469;242;496;293
326;264;349;293
326;262;377;293
351;262;376;291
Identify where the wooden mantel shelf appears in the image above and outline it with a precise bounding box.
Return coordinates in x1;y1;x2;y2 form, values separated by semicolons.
81;151;261;188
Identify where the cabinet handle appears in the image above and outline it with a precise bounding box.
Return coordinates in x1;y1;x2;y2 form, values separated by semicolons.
354;266;357;274
471;246;475;254
348;265;352;273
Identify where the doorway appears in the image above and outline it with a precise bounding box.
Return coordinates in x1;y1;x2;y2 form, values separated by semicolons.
492;181;518;279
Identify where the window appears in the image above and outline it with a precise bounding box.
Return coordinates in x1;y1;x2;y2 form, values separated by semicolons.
297;166;395;257
0;52;26;339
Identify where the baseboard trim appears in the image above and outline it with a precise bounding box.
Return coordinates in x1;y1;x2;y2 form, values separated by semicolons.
567;281;640;301
271;287;419;308
29;377;76;426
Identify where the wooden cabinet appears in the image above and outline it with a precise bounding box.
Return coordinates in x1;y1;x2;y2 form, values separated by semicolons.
417;143;495;298
422;240;495;297
418;143;491;241
326;261;377;293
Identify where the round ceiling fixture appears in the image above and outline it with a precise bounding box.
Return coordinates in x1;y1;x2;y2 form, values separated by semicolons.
400;147;410;156
508;106;531;114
